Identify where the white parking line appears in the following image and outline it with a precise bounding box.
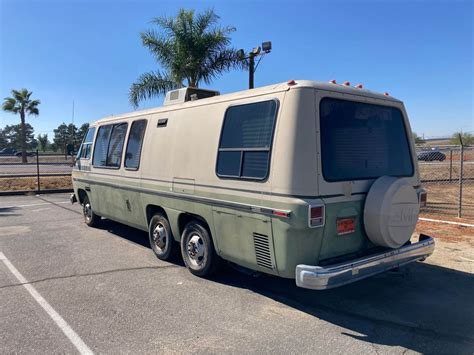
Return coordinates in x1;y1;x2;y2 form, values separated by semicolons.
0;201;70;209
0;252;93;355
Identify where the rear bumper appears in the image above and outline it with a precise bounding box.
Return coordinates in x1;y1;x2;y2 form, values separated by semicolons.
295;234;435;290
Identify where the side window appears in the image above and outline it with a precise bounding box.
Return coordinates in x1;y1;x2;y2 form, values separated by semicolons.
125;119;147;170
92;123;127;168
106;123;128;168
216;100;278;180
92;125;112;167
79;127;96;159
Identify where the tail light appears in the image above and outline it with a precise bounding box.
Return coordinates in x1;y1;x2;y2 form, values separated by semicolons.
308;205;325;228
419;191;427;208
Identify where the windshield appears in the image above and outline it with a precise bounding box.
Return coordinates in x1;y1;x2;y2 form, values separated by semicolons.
320;98;413;182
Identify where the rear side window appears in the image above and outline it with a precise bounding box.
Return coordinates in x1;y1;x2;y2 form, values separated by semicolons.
320;98;414;181
216;100;278;180
92;123;128;168
125;119;147;170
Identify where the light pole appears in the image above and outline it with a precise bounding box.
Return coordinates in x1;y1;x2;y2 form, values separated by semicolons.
237;41;272;89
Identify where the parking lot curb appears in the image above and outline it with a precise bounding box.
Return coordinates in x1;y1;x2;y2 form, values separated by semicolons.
0;189;73;197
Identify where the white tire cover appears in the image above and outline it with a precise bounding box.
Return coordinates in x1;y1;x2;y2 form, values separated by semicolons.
363;176;420;249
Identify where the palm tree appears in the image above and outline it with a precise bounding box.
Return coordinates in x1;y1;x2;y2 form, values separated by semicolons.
129;9;246;107
2;89;40;162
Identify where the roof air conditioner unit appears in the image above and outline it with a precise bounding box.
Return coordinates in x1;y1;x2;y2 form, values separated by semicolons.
163;87;220;106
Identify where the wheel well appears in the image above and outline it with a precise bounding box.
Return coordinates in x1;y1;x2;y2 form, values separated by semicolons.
77;189;87;204
146;205;168;224
177;213;210;237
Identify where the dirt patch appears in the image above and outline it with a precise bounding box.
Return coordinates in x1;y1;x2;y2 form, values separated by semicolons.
0;176;72;191
416;219;474;245
415;220;474;274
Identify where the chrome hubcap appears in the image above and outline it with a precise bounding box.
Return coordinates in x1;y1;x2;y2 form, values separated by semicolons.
152;223;167;252
84;203;92;222
187;234;205;267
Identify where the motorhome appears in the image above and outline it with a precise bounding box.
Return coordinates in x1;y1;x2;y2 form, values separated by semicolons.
71;80;434;290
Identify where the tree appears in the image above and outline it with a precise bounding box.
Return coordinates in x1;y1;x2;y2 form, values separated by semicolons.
450;132;474;145
3;123;36;150
53;123;69;154
2;89;40;162
37;134;49;152
413;132;425;144
53;122;79;155
79;123;89;143
0;128;6;147
129;9;245;107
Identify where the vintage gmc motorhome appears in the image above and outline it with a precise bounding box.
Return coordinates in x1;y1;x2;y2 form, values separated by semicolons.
71;80;434;290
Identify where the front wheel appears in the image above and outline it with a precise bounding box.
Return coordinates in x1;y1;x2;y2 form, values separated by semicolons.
82;195;101;227
148;214;177;261
181;221;220;277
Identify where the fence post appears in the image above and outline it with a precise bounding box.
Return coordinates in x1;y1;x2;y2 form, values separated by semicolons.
449;149;453;182
458;144;464;218
36;150;41;194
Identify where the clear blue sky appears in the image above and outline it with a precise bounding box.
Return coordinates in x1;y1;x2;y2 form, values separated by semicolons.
0;0;472;138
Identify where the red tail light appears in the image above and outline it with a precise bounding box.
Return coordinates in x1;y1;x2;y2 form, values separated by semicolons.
309;205;325;228
419;191;427;208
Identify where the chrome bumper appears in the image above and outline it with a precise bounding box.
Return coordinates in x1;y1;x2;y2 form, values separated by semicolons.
295;235;435;290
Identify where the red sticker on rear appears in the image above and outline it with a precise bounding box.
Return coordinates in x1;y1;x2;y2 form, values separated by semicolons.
337;218;355;235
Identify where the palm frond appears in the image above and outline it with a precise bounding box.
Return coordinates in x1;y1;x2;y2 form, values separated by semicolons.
129;71;178;108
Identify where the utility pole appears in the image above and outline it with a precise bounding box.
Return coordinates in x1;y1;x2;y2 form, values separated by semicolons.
237;41;272;89
248;53;255;89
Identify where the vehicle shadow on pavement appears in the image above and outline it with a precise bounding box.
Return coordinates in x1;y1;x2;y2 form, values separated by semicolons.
212;262;474;353
101;219;474;353
0;206;21;217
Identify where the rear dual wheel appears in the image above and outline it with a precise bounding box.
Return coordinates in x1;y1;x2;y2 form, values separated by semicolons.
180;221;220;277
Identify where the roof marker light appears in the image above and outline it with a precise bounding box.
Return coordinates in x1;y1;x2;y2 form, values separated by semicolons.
329;79;337;84
384;92;390;96
355;84;363;89
343;81;350;86
287;80;297;86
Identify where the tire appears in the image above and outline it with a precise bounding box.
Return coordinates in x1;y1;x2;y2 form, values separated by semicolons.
180;221;220;277
148;214;177;261
82;195;101;227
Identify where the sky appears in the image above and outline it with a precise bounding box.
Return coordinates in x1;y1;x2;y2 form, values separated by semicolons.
0;0;472;138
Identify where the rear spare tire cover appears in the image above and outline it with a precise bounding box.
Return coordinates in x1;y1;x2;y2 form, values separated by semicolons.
363;176;420;249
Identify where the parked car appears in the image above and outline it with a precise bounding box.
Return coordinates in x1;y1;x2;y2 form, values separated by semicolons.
14;151;36;157
0;148;17;156
417;151;446;161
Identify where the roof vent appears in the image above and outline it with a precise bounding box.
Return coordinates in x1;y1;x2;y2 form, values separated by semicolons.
163;87;220;106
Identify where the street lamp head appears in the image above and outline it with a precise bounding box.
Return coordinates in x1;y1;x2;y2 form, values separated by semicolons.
262;41;272;53
251;46;261;55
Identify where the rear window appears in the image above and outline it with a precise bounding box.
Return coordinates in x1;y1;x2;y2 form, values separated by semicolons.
320;98;413;181
216;100;277;180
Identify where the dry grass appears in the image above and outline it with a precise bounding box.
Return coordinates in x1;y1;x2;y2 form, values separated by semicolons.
0;176;72;191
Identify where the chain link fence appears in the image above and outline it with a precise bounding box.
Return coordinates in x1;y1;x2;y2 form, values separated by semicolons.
1;146;473;219
0;151;73;193
417;145;474;218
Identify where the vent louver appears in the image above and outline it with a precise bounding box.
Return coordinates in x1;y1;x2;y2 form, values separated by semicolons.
253;233;273;269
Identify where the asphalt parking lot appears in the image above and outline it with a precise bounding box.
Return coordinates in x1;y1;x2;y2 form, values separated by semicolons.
1;194;473;354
